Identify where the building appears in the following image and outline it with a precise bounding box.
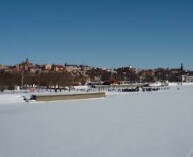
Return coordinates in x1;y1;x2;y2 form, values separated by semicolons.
181;75;193;82
64;63;81;72
0;65;7;70
15;58;34;72
52;64;65;72
43;64;52;71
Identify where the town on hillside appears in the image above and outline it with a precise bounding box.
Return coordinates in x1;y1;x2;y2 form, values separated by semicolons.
0;58;193;91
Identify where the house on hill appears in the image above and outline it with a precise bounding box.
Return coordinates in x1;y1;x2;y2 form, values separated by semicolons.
52;64;65;72
64;63;81;72
15;58;34;72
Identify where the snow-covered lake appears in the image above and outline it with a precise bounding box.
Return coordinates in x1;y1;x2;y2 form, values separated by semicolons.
0;86;193;157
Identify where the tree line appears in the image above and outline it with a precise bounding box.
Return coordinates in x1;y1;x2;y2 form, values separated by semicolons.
0;67;184;91
0;71;87;91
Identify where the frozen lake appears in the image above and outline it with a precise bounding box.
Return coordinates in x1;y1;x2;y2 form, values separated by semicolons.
0;86;193;157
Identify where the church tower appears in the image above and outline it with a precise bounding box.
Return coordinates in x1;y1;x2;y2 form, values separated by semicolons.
181;63;183;71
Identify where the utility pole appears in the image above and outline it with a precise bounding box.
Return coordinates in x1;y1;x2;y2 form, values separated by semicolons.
21;70;24;89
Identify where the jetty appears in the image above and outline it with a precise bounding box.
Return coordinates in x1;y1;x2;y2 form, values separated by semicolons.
30;92;106;102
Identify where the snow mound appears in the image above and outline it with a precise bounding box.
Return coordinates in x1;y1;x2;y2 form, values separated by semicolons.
0;94;25;105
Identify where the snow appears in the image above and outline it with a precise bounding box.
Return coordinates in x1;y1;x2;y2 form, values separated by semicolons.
168;82;193;86
1;86;193;157
0;94;25;105
149;82;162;87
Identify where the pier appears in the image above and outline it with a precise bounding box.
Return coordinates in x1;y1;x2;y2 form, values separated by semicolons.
31;92;106;102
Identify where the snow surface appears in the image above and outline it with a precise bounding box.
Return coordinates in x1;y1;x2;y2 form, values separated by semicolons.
0;94;25;105
1;86;193;157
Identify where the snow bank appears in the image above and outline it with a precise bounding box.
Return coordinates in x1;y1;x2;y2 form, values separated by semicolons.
168;82;193;86
0;94;25;105
182;82;193;86
149;82;162;87
168;82;180;86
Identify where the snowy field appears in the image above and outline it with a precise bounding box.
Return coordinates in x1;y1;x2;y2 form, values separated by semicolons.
1;86;193;157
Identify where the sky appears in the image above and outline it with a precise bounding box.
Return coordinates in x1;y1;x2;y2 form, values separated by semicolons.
0;0;193;69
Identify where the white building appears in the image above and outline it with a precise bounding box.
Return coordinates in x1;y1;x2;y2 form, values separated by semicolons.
182;75;193;82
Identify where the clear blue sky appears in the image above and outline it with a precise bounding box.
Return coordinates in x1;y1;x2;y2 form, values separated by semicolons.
0;0;193;69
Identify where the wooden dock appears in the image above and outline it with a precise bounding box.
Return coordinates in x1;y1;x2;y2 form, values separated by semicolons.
32;92;106;102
